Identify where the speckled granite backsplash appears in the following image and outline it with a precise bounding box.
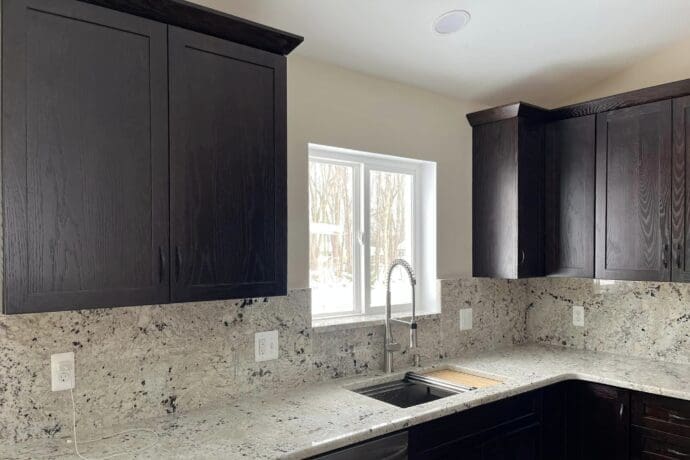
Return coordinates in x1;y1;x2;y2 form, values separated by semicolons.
0;278;528;444
526;278;690;364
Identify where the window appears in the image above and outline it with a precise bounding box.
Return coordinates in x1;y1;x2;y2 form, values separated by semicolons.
309;144;437;320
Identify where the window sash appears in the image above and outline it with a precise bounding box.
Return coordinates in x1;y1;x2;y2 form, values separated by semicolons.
309;157;361;318
309;145;425;320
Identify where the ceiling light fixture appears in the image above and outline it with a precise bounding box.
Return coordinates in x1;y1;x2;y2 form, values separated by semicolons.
433;10;471;35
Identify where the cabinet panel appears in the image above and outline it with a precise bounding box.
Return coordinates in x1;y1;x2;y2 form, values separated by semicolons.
517;118;545;277
410;391;541;459
2;0;169;313
595;101;673;281
313;431;408;460
482;421;540;460
169;27;287;302
545;115;596;277
569;382;630;460
672;96;690;281
473;118;519;278
633;391;690;439
631;426;690;460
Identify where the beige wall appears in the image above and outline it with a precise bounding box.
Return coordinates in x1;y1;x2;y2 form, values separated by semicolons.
561;35;690;106
287;55;481;288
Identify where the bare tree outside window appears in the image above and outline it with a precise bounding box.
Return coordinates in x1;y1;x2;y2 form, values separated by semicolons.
370;171;413;307
309;161;355;315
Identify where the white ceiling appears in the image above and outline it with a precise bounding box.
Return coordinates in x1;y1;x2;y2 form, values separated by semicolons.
194;0;690;108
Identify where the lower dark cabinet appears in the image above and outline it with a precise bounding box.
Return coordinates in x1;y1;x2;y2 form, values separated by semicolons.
315;383;690;460
568;382;630;460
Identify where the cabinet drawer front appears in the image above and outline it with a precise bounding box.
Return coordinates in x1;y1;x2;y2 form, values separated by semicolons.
313;431;408;460
632;426;690;460
633;393;690;438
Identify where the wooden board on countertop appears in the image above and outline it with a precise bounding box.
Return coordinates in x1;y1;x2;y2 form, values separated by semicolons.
423;370;502;389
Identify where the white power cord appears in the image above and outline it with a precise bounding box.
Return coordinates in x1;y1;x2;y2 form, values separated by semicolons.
70;389;160;460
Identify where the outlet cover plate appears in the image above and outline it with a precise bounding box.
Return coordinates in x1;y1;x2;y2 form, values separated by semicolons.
572;305;585;328
255;330;279;362
459;308;473;331
51;352;75;392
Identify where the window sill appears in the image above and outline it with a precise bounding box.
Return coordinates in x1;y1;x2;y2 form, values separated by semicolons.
312;310;440;333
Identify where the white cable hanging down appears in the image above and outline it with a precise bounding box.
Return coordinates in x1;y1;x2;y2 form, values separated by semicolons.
70;389;160;460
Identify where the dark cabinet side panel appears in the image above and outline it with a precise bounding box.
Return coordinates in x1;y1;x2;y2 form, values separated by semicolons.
472;119;519;278
545;115;595;278
595;100;672;281
517;117;545;277
2;0;169;313
672;96;690;282
169;26;286;302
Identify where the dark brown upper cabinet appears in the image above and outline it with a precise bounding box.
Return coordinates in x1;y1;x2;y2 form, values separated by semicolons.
169;27;287;302
672;96;690;282
468;103;547;279
544;115;596;278
2;0;170;313
595;100;672;281
1;0;300;314
469;79;690;283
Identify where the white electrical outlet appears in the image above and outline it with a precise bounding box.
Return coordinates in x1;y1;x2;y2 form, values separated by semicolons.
255;330;279;362
459;308;473;331
51;352;75;392
572;305;585;327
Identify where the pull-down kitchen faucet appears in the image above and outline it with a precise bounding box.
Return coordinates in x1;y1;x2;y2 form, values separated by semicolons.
384;259;419;373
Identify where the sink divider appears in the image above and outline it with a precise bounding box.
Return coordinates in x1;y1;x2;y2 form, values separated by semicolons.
405;372;476;393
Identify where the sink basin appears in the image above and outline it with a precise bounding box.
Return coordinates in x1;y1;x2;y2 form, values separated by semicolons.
353;372;475;408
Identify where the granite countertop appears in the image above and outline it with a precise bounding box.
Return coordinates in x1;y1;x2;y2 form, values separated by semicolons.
5;344;690;460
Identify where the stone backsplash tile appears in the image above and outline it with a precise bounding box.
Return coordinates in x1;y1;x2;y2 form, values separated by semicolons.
0;279;527;444
526;278;690;364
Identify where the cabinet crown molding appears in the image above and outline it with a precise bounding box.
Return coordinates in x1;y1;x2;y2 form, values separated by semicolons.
78;0;304;55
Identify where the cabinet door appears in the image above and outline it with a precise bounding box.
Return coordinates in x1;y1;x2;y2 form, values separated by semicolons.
545;116;595;278
2;0;169;313
595;101;672;281
169;27;287;302
473;119;519;278
672;96;690;281
569;382;630;460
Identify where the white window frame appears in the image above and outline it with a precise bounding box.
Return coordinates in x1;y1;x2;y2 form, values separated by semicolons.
309;143;437;320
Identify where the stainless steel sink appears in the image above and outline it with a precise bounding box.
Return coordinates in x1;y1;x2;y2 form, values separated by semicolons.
353;372;476;408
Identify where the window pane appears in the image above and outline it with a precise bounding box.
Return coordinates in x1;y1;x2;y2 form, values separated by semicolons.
309;161;355;315
369;171;413;307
